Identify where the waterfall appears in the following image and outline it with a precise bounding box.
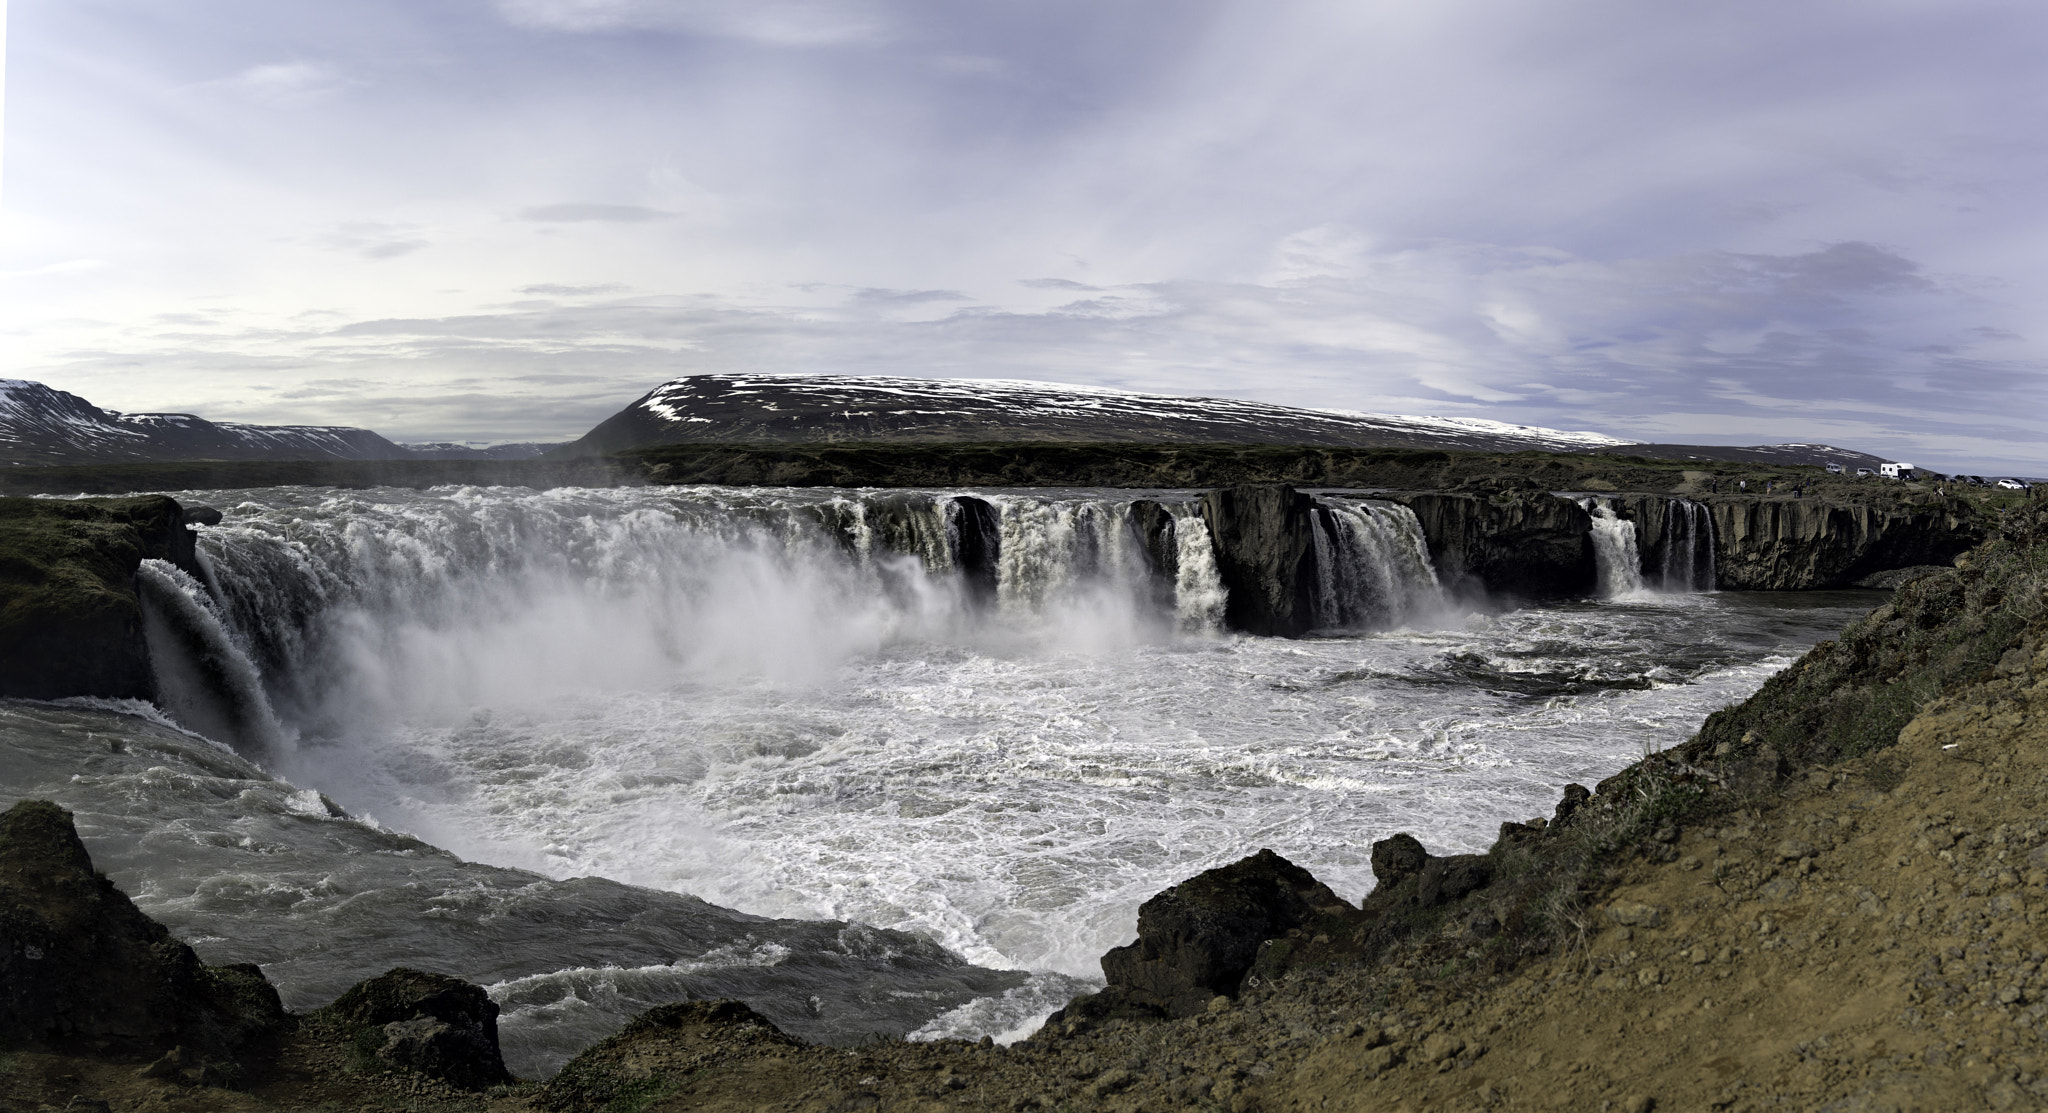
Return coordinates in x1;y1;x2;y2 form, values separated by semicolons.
990;497;1143;613
1581;498;1648;598
1168;508;1227;633
171;487;1240;748
1307;498;1444;630
1655;499;1717;592
135;558;293;761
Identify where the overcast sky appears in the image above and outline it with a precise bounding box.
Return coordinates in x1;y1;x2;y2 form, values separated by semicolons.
1;0;2043;470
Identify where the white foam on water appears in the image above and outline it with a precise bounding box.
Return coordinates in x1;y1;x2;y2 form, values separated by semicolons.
908;971;1098;1046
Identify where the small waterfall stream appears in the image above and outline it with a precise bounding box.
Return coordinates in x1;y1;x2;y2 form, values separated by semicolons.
1582;498;1649;598
1654;499;1718;592
1308;497;1444;629
1580;496;1717;597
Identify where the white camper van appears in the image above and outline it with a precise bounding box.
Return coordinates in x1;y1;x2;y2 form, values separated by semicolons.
1880;462;1915;479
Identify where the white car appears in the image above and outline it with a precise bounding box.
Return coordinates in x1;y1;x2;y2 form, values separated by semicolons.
1997;478;2030;490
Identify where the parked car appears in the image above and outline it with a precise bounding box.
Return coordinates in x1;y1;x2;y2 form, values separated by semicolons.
1997;478;2030;490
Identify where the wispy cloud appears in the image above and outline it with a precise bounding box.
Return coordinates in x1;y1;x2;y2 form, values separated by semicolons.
519;283;630;296
494;0;889;46
208;61;349;103
518;204;673;223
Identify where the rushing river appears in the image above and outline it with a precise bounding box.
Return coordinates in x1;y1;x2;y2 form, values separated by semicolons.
0;484;1879;1075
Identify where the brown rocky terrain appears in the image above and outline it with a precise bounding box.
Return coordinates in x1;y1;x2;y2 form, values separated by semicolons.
3;501;2043;1112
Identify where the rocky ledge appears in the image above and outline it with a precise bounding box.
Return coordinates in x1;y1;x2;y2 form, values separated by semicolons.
0;496;208;701
4;502;2045;1111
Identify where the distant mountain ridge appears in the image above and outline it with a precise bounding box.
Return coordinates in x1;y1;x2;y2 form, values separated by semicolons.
554;373;1893;471
0;380;554;465
3;374;1901;474
556;373;1640;456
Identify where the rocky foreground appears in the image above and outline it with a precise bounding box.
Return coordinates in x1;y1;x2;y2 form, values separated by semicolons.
3;503;2045;1111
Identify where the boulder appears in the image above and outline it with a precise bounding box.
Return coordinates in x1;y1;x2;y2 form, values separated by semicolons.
1098;849;1355;1016
322;967;513;1089
1550;783;1593;830
0;799;287;1060
1362;833;1493;909
1199;485;1320;636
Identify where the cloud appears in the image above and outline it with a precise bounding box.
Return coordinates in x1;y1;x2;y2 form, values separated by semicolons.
317;223;430;261
32;235;2034;467
494;0;889;46
518;204;672;223
209;61;348;103
520;283;631;295
851;288;969;304
8;0;2048;472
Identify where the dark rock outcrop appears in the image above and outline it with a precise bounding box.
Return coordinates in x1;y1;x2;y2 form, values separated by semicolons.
1200;486;1320;635
1705;497;1982;590
1391;484;1595;599
950;495;1002;605
1360;835;1494;910
1128;499;1179;582
320;967;514;1089
0;495;205;701
0;799;287;1060
1095;849;1356;1017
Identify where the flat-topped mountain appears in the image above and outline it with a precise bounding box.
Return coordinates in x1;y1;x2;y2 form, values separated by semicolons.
555;374;1895;473
0;380;553;465
554;373;1637;455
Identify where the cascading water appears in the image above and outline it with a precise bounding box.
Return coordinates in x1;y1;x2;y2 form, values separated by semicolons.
1169;508;1227;632
1307;498;1444;630
183;487;1224;740
1581;498;1649;598
1654;498;1717;592
135;558;292;760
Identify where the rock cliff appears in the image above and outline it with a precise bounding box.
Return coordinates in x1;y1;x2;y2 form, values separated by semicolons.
0;496;206;701
1703;495;1982;590
1199;486;1321;636
1389;481;1596;599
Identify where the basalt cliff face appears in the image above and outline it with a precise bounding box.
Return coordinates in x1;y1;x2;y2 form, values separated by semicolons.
0;496;207;701
1389;483;1597;600
1199;486;1321;636
1704;495;1981;591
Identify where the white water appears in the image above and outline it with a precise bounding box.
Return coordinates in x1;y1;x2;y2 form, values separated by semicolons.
1655;498;1718;593
1583;499;1649;598
19;482;1879;1068
1310;499;1444;629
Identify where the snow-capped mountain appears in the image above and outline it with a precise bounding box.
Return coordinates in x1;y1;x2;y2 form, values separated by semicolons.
0;380;552;465
560;373;1637;456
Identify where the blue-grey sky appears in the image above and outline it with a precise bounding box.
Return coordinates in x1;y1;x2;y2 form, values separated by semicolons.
2;0;2044;471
